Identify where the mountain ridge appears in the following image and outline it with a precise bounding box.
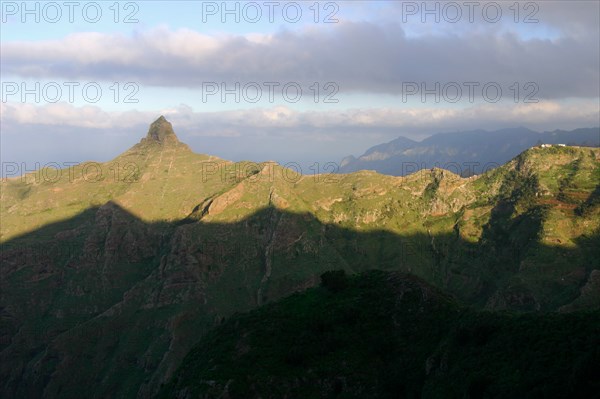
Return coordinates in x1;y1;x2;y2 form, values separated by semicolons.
1;117;599;398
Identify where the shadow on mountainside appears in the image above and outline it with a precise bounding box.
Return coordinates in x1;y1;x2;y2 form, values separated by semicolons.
1;201;599;398
157;270;600;399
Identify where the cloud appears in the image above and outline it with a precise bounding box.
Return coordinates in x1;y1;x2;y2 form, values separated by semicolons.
531;1;600;37
0;102;146;129
2;14;598;100
2;100;598;138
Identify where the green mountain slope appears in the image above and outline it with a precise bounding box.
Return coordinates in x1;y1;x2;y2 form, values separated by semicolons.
0;116;237;241
1;117;599;398
158;270;600;399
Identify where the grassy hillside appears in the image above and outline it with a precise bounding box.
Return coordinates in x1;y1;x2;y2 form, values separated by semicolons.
0;118;237;242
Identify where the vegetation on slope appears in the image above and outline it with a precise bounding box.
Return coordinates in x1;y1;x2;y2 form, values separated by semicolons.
1;118;599;398
158;270;600;399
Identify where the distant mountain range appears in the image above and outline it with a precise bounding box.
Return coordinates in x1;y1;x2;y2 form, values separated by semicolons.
339;127;600;176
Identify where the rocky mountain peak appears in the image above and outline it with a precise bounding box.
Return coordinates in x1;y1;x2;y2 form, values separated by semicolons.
130;116;192;153
144;116;179;145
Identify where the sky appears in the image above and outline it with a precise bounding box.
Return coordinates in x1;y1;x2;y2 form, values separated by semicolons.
1;0;599;174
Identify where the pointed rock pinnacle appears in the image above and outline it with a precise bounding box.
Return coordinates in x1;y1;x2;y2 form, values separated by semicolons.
145;116;179;145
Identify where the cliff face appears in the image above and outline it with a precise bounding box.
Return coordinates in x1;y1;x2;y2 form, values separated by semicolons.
133;115;191;152
1;118;599;398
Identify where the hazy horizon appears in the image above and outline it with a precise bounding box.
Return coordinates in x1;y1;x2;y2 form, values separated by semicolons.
2;1;599;171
